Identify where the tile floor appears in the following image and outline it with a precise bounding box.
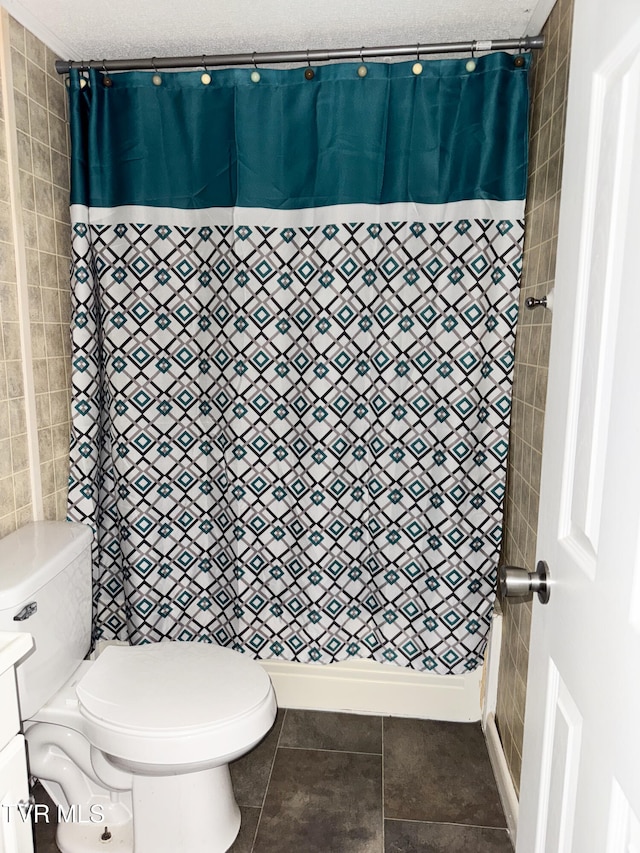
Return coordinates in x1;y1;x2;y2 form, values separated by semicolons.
33;709;513;853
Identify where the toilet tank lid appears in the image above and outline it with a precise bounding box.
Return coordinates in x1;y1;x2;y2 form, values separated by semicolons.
0;522;92;608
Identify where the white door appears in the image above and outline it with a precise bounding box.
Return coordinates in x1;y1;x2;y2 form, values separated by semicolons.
516;0;640;850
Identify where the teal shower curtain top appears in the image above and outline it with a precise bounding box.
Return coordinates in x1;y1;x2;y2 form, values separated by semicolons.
67;54;529;674
69;52;529;211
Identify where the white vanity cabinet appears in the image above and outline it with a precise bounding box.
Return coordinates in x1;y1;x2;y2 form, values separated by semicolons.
0;633;34;853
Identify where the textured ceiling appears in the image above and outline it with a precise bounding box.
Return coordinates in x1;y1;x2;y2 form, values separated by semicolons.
2;0;556;63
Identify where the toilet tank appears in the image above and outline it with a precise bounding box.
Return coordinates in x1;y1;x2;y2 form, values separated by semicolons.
0;521;93;719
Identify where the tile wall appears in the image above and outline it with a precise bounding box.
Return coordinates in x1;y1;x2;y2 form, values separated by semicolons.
0;11;71;535
0;16;32;536
496;0;575;794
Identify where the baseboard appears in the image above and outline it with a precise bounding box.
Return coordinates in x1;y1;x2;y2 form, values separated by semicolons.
484;711;519;844
482;605;503;728
259;658;482;721
481;609;519;845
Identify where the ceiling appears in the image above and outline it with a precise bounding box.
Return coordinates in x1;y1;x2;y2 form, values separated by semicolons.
2;0;556;64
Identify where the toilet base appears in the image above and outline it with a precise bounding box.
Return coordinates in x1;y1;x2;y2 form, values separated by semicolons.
57;817;133;852
132;763;241;853
55;764;241;853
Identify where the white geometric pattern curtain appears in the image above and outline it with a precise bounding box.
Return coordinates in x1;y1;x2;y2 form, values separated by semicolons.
67;54;529;673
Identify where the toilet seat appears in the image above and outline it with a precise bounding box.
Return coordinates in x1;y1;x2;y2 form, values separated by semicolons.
76;641;276;768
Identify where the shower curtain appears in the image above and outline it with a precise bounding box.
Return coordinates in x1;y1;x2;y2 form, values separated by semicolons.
67;52;529;674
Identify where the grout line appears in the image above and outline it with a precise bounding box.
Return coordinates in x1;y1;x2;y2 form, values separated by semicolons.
246;807;261;853
276;744;383;756
381;715;385;851
383;816;509;831
249;707;288;852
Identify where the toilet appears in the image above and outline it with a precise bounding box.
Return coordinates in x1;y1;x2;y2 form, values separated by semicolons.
0;521;277;853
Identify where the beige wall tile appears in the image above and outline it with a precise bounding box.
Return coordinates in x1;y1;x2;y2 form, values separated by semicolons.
50;389;69;425
16;128;32;173
9;394;27;436
13;90;29;133
39;249;57;285
0;399;8;432
0;281;18;321
26;60;47;109
13;468;31;509
0;202;11;245
10;48;26;94
0;14;72;531
35;391;51;428
46;74;66;120
37;426;53;463
0;476;15;517
0;237;17;281
0;126;6;167
24;29;45;70
34;176;54;218
32;139;52;182
55;219;70;257
8;16;24;52
47;356;68;391
53;454;69;491
0;438;11;478
42;492;57;519
19;169;35;211
21;208;38;249
2;321;21;360
10;433;29;480
49;113;68;155
5;361;24;398
29;100;49;148
36;212;57;252
40;458;55;495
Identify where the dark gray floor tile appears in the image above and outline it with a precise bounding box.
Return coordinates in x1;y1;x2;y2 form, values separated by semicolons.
253;747;383;853
32;782;59;852
230;707;285;808
33;832;59;853
33;822;59;853
383;718;505;827
384;819;514;853
279;709;382;754
229;807;261;853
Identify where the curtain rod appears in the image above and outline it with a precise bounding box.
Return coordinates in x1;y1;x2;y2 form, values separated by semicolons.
54;35;544;75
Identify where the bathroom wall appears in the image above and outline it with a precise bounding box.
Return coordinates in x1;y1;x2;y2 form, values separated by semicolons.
0;10;576;784
495;0;574;795
0;27;31;536
0;11;71;537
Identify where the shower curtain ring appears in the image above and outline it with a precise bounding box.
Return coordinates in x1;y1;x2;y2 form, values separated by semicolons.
201;55;211;85
79;60;87;88
357;46;368;77
413;43;423;75
102;60;112;87
250;52;261;83
151;57;162;86
466;42;477;73
514;37;526;67
304;49;315;80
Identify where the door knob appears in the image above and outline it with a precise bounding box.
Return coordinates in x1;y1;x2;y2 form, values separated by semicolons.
498;560;551;604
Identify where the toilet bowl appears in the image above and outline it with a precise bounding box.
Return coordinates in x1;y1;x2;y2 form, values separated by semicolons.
0;521;277;853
